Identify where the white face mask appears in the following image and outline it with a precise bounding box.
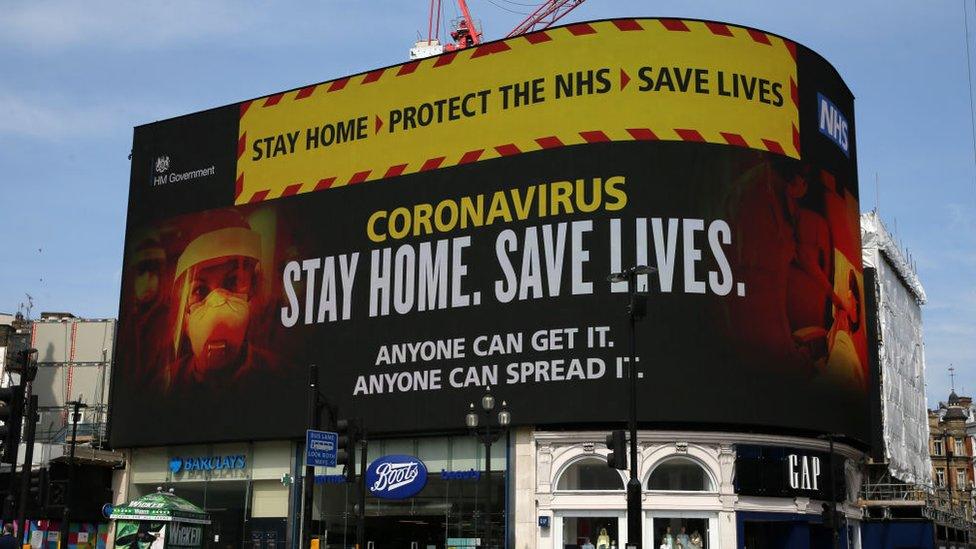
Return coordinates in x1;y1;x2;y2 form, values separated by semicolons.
186;287;250;374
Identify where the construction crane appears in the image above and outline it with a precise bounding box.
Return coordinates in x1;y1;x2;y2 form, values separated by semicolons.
506;0;586;38
410;0;586;59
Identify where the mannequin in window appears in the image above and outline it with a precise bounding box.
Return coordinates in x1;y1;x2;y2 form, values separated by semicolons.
661;526;674;548
677;526;690;548
690;531;703;548
596;528;611;549
581;538;595;549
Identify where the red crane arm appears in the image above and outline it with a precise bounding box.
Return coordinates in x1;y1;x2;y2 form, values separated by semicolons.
456;0;482;45
506;0;586;38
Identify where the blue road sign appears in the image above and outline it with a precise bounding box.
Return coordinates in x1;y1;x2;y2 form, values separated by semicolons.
305;429;338;467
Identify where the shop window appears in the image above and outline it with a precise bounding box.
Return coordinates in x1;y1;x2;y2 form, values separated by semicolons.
562;517;618;549
647;458;712;492
653;517;708;548
556;459;625;490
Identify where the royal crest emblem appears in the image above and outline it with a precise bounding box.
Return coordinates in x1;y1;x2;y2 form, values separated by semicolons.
155;156;170;174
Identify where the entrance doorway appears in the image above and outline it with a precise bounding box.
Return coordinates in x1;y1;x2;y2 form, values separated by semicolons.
364;515;447;548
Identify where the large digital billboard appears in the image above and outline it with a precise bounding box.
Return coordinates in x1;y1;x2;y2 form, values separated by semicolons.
111;18;866;447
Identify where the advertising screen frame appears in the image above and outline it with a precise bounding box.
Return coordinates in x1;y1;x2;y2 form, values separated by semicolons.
109;17;866;449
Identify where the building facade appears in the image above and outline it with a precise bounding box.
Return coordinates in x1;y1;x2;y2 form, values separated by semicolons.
111;429;865;549
0;313;121;548
930;393;975;519
108;15;884;549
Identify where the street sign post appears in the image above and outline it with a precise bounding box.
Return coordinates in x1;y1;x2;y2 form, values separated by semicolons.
305;430;338;467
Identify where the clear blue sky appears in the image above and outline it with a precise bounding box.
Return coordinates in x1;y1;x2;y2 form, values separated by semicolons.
1;1;973;406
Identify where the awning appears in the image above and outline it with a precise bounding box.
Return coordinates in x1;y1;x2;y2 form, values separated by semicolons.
109;489;211;525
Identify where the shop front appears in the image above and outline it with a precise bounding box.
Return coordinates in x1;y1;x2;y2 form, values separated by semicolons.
529;431;733;549
524;430;864;549
734;444;862;549
122;442;292;549
311;434;507;549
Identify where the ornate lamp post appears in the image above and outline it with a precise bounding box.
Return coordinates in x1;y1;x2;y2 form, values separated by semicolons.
465;388;511;549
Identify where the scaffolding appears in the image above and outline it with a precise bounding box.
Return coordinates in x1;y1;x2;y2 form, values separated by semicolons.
861;474;975;543
13;315;118;464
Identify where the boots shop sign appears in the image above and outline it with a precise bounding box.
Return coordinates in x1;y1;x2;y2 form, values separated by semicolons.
734;445;846;501
366;455;429;500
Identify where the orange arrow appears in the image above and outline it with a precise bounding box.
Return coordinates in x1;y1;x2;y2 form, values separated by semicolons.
375;115;384;134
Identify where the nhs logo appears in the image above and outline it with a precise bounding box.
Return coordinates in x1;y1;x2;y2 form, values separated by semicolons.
817;92;849;157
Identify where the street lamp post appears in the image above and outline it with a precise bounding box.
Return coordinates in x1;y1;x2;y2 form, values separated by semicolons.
61;400;88;548
464;388;511;549
608;265;655;549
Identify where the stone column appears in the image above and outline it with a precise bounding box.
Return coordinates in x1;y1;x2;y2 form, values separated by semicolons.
717;444;738;548
512;427;538;549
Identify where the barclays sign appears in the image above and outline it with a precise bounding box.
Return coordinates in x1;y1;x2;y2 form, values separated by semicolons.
170;454;246;474
365;455;428;500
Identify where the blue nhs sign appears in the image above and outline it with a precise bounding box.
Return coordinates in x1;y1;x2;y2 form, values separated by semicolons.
817;92;849;157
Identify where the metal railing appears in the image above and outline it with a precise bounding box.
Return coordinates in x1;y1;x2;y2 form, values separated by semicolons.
35;403;110;448
861;482;975;530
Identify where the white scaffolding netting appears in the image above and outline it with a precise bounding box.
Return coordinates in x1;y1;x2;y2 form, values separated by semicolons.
861;212;932;485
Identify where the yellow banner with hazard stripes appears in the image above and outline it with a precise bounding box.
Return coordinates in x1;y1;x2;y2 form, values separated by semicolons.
236;18;799;204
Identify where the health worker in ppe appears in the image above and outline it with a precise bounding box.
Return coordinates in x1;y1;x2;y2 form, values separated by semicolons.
167;218;273;389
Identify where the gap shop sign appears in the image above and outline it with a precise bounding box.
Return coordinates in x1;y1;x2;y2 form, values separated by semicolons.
365;455;428;500
734;445;846;501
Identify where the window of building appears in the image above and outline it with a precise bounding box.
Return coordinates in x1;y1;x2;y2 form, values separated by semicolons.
556;458;625;490
653;517;709;549
955;439;966;456
934;439;944;455
562;517;619;549
936;468;946;487
957;469;967;489
647;458;713;491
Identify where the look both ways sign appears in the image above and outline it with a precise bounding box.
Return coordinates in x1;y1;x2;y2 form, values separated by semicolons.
305;430;338;467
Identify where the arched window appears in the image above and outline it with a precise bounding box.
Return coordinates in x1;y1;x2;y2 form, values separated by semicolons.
647;458;712;491
556;458;625;490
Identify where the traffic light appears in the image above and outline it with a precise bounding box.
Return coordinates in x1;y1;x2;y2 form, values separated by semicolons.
47;479;67;512
336;419;358;483
606;430;627;470
0;385;25;464
26;469;47;516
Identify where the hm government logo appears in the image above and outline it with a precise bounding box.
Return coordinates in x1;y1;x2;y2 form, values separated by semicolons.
152;153;216;188
155;156;170;174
